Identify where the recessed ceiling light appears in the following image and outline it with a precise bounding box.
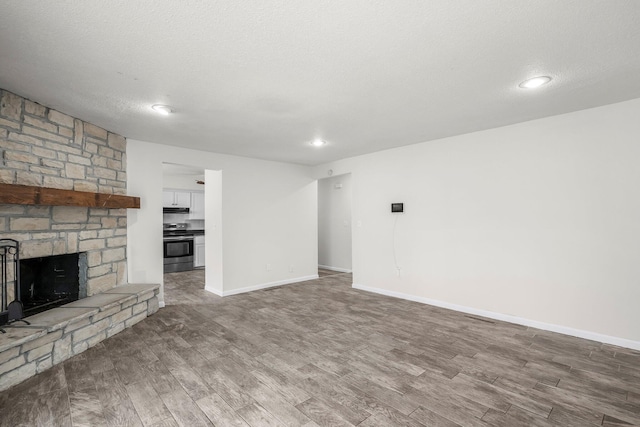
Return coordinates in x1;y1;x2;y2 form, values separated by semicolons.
519;76;552;89
151;104;173;115
310;139;326;147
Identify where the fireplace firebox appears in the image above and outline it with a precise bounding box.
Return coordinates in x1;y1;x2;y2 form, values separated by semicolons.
20;253;87;316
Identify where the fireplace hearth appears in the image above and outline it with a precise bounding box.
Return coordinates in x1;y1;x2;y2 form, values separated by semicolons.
19;253;87;316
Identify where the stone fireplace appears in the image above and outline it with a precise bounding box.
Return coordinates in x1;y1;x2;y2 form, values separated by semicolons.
0;88;159;392
0;89;128;296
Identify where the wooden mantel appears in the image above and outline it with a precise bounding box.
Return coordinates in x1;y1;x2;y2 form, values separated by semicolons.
0;183;140;209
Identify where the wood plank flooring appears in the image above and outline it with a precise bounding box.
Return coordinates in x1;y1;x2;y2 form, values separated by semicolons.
1;269;639;426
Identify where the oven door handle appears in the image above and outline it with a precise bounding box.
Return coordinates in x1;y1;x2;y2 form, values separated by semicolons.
163;236;194;242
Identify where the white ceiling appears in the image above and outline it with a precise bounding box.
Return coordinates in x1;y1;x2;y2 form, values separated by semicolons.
1;1;639;166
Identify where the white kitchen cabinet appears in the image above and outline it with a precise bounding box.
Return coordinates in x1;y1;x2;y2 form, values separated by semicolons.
194;235;205;267
163;190;191;208
162;191;174;207
190;191;205;220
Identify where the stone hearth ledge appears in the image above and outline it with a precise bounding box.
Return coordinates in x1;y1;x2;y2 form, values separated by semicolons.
0;283;160;392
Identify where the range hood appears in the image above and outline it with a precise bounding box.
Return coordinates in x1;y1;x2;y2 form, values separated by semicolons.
163;207;190;214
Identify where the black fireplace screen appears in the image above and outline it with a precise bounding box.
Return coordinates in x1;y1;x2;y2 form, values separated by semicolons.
20;253;81;316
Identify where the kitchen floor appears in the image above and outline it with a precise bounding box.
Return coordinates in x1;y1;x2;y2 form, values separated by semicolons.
2;271;640;426
163;269;209;305
163;268;344;305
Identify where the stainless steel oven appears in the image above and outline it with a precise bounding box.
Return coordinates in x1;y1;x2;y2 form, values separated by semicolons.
163;223;194;273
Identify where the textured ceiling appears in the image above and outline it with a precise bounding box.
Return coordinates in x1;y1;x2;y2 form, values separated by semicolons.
1;1;639;166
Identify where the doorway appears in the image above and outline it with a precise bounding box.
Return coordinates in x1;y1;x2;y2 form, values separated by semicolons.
162;163;206;304
317;173;353;276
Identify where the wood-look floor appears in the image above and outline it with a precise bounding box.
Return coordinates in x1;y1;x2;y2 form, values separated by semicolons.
1;269;640;426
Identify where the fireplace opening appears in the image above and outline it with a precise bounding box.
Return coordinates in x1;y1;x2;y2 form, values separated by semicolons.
20;253;88;316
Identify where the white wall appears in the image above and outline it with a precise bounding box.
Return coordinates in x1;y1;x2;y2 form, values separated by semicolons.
204;169;223;294
162;172;204;191
127;140;318;303
313;98;640;347
318;174;352;271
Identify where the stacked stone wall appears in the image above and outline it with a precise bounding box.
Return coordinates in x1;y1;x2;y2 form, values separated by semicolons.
0;89;128;295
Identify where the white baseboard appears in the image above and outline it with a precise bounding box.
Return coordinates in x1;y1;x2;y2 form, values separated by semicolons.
318;265;352;273
204;285;223;296
208;275;319;297
352;283;640;351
